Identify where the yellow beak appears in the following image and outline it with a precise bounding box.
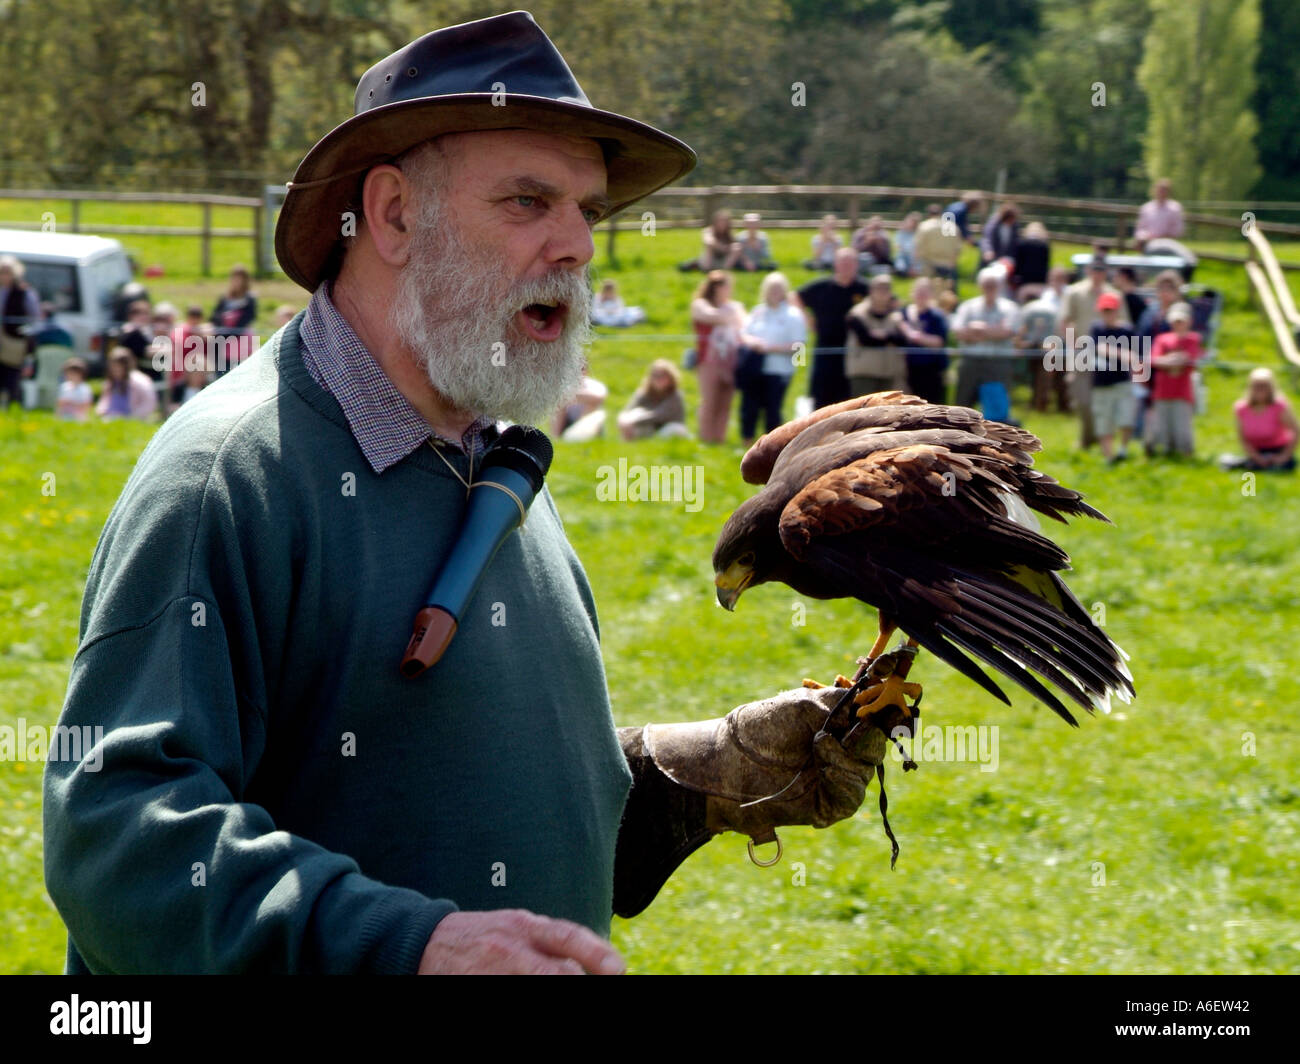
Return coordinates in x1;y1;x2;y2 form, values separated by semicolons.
714;562;755;611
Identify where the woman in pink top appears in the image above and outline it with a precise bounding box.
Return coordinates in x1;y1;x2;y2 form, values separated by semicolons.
1230;367;1297;471
690;270;745;443
96;347;159;422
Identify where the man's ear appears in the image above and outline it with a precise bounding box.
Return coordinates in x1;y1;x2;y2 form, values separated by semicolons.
360;164;415;268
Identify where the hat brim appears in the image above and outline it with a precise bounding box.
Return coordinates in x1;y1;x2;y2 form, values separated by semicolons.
274;93;696;290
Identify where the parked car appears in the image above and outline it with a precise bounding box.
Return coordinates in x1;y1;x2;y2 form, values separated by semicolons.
0;228;137;370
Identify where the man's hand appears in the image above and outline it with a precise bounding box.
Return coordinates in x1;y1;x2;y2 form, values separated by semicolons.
419;910;626;975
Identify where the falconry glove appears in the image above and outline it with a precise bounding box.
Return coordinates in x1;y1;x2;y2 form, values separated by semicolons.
641;686;887;857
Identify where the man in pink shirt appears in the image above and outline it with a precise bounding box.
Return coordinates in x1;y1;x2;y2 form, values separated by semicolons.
1135;178;1184;245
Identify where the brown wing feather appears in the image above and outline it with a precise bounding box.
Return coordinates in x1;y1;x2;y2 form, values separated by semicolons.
739;391;927;484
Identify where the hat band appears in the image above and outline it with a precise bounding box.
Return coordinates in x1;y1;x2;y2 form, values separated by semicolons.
285;160;389;192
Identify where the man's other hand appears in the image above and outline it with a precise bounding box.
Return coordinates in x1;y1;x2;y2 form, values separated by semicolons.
418;910;627;974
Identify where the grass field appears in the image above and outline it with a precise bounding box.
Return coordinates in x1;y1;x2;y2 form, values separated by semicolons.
1;221;1298;973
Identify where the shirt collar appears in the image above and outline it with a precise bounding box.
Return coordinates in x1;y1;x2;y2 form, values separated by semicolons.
298;281;496;474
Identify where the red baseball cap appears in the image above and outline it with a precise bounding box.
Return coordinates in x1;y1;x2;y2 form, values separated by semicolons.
1096;292;1121;311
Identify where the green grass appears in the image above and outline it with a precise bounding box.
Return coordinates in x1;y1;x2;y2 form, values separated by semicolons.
2;222;1298;973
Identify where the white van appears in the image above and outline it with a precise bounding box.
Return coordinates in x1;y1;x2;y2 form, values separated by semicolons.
0;228;135;361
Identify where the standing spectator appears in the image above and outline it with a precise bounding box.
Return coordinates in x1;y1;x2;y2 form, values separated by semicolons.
1224;367;1297;471
1060;254;1128;449
1011;220;1051;300
845;274;907;396
980;202;1020;266
737;212;776;272
617;360;689;440
1088;293;1137;465
899;277;949;404
893;212;922;276
944;191;984;248
95;347;157;421
1114;266;1149;326
691;270;746;443
914;203;963;292
1146;303;1201;456
31;302;74;349
1036;265;1070;313
804;214;842;270
852;215;892;271
697;209;741;271
1134;269;1183;438
116;299;155;375
0;256;40;408
737;272;806;445
1017;290;1069;413
951;267;1020;421
794;247;867;409
165;306;208;414
56;358;94;421
211;264;258;376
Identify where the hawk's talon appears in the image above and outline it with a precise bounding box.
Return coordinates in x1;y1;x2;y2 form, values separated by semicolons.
854;674;923;718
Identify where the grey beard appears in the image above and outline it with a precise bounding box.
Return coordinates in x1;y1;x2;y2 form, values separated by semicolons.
391;212;592;426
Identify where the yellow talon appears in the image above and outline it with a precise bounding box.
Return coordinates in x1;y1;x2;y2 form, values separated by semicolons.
854;674;922;718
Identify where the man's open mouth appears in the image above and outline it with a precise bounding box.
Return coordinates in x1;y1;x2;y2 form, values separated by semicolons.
516;301;568;342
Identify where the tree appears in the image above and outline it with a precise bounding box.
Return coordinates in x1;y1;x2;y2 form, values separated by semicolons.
1137;0;1261;203
1252;0;1300;201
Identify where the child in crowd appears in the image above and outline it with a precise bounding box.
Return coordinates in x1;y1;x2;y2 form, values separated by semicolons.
55;358;93;421
590;280;646;327
1146;303;1201;456
96;347;158;422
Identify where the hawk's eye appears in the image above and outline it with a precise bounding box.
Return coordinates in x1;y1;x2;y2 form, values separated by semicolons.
738;551;757;567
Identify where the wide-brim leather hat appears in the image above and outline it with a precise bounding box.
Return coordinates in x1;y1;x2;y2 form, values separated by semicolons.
274;9;697;291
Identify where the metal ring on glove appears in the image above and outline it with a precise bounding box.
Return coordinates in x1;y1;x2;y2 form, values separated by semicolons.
747;834;784;867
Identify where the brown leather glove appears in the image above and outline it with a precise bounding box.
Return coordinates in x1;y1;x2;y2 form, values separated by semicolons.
641;686;888;857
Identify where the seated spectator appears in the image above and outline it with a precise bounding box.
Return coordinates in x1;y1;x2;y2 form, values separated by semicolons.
56;358;93;421
805;214;843;270
852;215;892;271
952;267;1021;422
914;203;963;291
737;212;776;272
1146;303;1201;456
117;299;156;375
1221;367;1297;472
846;274;907;396
981;202;1020;267
737;271;806;445
893;212;921;276
899;276;949;404
31;302;73;349
590;280;647;327
1011;220;1050;300
96;347;157;421
695;209;741;272
553;370;609;441
1088;293;1138;464
1136;178;1196;276
618;360;689;440
179;368;210;407
275;304;297;329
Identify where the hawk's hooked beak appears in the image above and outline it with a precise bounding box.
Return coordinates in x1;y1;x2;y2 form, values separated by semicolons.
714;561;755;611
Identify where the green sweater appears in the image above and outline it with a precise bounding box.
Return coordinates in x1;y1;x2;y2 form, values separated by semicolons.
42;315;633;974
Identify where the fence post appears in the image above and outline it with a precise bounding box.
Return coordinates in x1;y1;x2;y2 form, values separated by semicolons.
847;193;859;232
1114;215;1127;252
605;210;618;269
252;204;266;277
70;199;80;234
201;200;212;277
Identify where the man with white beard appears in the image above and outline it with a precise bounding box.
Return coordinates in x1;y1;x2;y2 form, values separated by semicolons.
43;12;887;976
